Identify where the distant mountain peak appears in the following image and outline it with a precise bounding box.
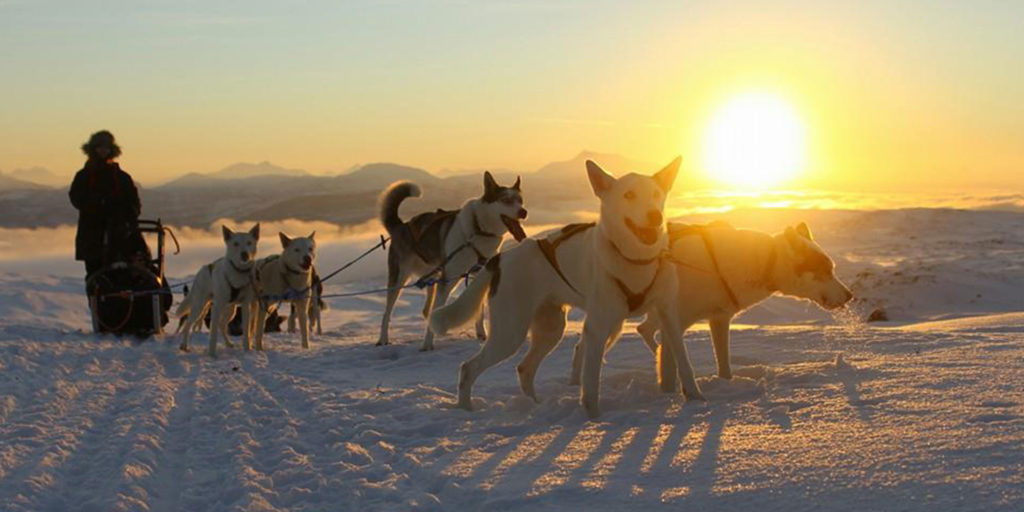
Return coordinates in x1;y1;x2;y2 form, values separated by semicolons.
210;161;307;179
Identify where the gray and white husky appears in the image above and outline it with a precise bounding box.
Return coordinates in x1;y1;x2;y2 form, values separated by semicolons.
376;171;528;351
430;157;705;418
176;224;261;357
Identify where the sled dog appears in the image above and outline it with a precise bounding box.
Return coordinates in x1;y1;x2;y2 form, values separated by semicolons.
549;221;854;393
377;171;528;351
176;224;261;357
430;157;704;418
253;232;317;351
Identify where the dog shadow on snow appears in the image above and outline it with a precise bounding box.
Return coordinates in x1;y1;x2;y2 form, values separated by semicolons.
430;360;882;505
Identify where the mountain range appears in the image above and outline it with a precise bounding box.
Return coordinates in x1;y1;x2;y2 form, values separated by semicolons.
0;151;652;228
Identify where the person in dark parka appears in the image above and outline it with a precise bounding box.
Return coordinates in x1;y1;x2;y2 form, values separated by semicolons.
69;130;142;278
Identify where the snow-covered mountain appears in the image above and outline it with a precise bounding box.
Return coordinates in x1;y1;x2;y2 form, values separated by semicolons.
0;152;629;228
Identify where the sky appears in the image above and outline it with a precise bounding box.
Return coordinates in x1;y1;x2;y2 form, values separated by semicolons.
1;0;1022;191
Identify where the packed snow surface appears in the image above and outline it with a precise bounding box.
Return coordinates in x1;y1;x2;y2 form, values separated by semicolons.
1;208;1022;511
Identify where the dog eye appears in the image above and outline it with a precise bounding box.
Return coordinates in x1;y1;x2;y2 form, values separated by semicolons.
233;242;239;247
624;191;636;200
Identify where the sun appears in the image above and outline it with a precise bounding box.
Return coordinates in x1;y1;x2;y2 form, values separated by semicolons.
702;91;807;188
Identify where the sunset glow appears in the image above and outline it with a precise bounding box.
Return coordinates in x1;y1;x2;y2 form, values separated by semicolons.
702;92;807;189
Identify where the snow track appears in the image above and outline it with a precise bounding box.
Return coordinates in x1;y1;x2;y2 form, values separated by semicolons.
1;313;1022;511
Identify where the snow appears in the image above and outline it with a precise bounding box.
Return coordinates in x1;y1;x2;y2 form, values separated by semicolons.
1;208;1023;511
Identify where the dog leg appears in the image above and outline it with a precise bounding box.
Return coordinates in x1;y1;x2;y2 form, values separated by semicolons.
310;300;323;336
241;302;253;351
255;303;268;351
421;283;436;319
474;303;487;341
709;315;733;379
376;254;409;346
421;280;454;351
517;303;567;402
208;302;225;357
579;314;622;419
657;342;677;392
637;315;660;354
298;298;311;349
570;341;583;386
456;300;532;411
288;303;298;333
658;309;703;400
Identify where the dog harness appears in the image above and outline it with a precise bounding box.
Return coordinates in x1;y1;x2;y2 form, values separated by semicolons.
225;259;257;303
255;254;311;304
667;223;778;311
535;222;663;314
406;209;498;269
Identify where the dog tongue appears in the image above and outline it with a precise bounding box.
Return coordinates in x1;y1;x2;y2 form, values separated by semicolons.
502;215;527;242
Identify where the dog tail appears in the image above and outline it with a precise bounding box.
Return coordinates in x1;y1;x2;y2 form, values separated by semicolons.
174;285;192;319
379;181;421;235
429;264;492;336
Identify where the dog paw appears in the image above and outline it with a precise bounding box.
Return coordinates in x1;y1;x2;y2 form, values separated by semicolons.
375;340;389;347
178;344;189;352
419;345;435;352
684;389;707;402
225;340;235;348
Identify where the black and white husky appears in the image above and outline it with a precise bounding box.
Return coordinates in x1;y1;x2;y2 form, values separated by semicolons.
430;158;705;418
376;172;528;351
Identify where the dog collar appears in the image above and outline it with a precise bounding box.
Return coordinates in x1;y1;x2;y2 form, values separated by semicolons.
608;238;660;266
229;259;254;275
283;261;308;275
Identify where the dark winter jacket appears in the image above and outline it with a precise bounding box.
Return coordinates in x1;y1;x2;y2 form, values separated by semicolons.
69;160;141;261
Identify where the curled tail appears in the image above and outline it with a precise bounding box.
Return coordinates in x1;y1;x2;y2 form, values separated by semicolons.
378;181;421;235
174;284;193;318
429;264;493;336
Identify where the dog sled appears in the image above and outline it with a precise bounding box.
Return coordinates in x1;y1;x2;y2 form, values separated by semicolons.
86;219;178;338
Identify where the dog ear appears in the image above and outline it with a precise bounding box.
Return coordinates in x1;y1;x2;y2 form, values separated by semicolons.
250;223;260;241
653;156;681;193
483;171;499;193
512;176;521;191
308;231;316;242
222;225;233;242
482;171;501;202
795;222;813;240
279;232;291;248
785;226;802;248
586;160;615;197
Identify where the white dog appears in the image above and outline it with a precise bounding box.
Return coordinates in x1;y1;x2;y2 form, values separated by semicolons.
430;157;704;418
253;232;317;351
523;221;853;394
377;172;528;351
176;224;261;357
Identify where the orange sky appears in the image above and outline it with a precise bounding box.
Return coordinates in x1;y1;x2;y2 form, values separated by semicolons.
0;1;1021;192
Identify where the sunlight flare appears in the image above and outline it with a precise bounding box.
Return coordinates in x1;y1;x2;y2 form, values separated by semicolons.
702;92;808;189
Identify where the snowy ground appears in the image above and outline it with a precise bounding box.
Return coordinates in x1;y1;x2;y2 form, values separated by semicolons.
1;208;1023;511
